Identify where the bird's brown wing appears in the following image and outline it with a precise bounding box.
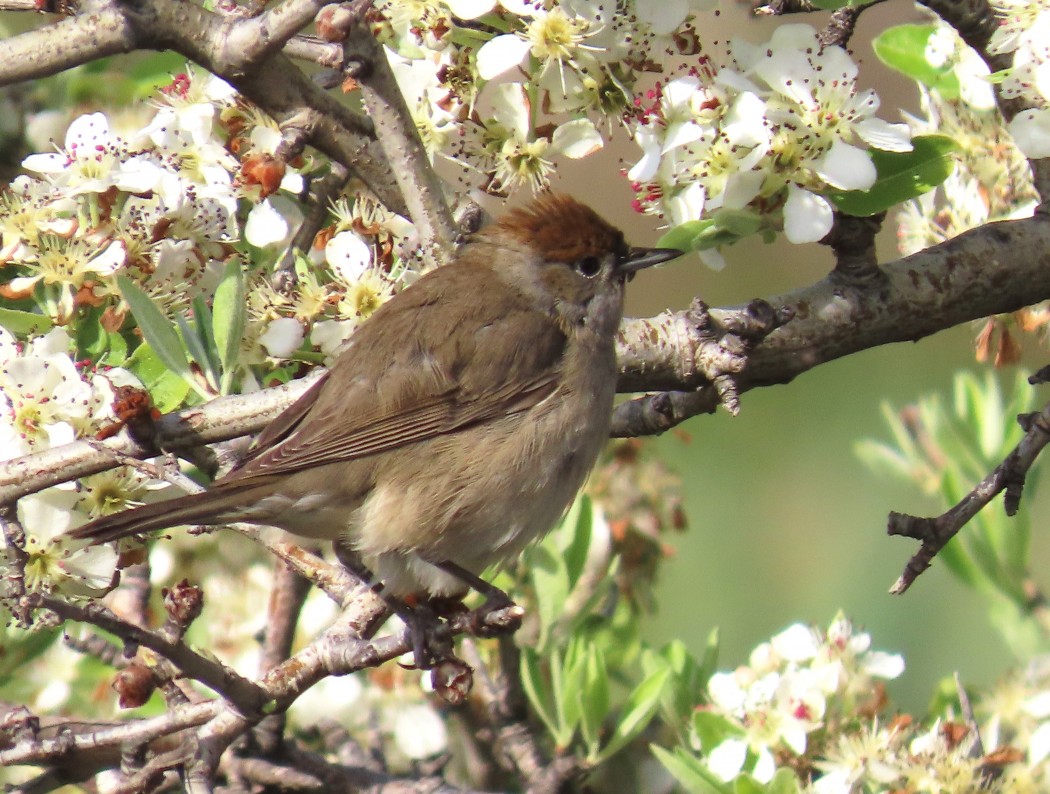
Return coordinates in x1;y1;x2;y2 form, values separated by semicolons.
223;263;568;483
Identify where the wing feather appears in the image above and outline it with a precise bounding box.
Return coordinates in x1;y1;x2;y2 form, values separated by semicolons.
221;260;567;485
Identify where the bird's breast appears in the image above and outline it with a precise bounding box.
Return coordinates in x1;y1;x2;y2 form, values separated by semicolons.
350;336;617;582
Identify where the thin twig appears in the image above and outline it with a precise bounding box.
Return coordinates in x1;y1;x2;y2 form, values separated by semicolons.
889;398;1050;594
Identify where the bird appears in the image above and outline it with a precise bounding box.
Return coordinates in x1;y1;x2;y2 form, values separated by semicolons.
71;194;681;617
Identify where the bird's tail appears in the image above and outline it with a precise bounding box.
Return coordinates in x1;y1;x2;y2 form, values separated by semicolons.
68;481;271;546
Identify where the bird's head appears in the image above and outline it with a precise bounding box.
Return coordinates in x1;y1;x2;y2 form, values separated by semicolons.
475;194;682;336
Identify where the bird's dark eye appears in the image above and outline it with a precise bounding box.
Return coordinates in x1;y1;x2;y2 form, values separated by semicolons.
575;255;601;277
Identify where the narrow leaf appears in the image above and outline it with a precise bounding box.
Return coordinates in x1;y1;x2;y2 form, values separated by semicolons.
192;295;222;383
520;649;560;739
598;666;671;761
176;314;218;391
118;275;191;380
651;745;732;794
579;643;610;759
212;258;246;392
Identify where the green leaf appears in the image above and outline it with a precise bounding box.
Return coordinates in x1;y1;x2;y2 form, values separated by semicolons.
212;258;246;393
0;308;52;335
827;135;960;216
733;774;767;794
558;640;587;742
118;276;191;378
562;495;593;588
597;666;671;761
528;544;570;651
520;648;561;740
125;342;193;413
658;220;714;252
693;711;745;753
710;209;763;238
659;638;711;727
192;295;222;383
873;24;960;97
651;745;732;794
176;314;218;391
579;643;610;760
657;210;763;253
767;769;802;794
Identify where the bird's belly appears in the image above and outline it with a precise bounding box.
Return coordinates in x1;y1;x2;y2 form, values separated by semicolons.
353;383;614;597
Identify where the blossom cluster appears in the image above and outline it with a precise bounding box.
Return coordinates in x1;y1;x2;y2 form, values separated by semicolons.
378;0;714;193
624;24;912;263
0;70;417;596
675;614;1050;792
0;72;409;369
699;614;905;784
990;0;1050;158
0;327;163;597
896;20;1037;259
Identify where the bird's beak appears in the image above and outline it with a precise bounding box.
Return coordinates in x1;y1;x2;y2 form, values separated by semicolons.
617;247;684;275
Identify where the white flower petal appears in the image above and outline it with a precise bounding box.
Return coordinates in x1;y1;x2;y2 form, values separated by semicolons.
244;197;300;248
707;739;747;782
445;0;495;18
771;623;819;661
635;0;688;35
1029;721;1050;765
854;118;913;152
490;83;531;140
311;319;356;358
663;76;700;109
661;120;704;153
722;92;770;149
862;651;905;680
708;671;746;711
551;119;603;159
1009;109;1050;158
627;128;661;182
813;140;876;191
259;317;305;358
783;185;833;243
326;231;372;281
722;170;764;210
65;112;110;149
393;704;448;759
753;748;777;783
666;182;705;226
476;35;531;80
698;248;726;271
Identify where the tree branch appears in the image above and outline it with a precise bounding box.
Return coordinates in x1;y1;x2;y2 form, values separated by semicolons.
888;396;1050;594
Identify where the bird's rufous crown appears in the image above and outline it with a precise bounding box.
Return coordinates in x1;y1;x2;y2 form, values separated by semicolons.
487;193;628;264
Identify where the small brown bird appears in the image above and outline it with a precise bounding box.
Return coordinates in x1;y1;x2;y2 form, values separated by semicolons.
71;194;680;607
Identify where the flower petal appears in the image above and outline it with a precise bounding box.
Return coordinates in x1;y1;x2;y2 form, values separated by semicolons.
476;35;531;81
783;185;833;243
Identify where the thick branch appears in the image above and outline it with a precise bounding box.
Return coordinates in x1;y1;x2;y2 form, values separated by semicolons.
345;25;459;269
614;215;1050;431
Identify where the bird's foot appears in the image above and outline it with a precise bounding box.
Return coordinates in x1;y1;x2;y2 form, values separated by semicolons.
391;597;454;671
468;592;523;638
432;560;524;638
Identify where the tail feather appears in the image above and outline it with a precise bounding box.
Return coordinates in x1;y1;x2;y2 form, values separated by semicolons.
69;482;271;546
